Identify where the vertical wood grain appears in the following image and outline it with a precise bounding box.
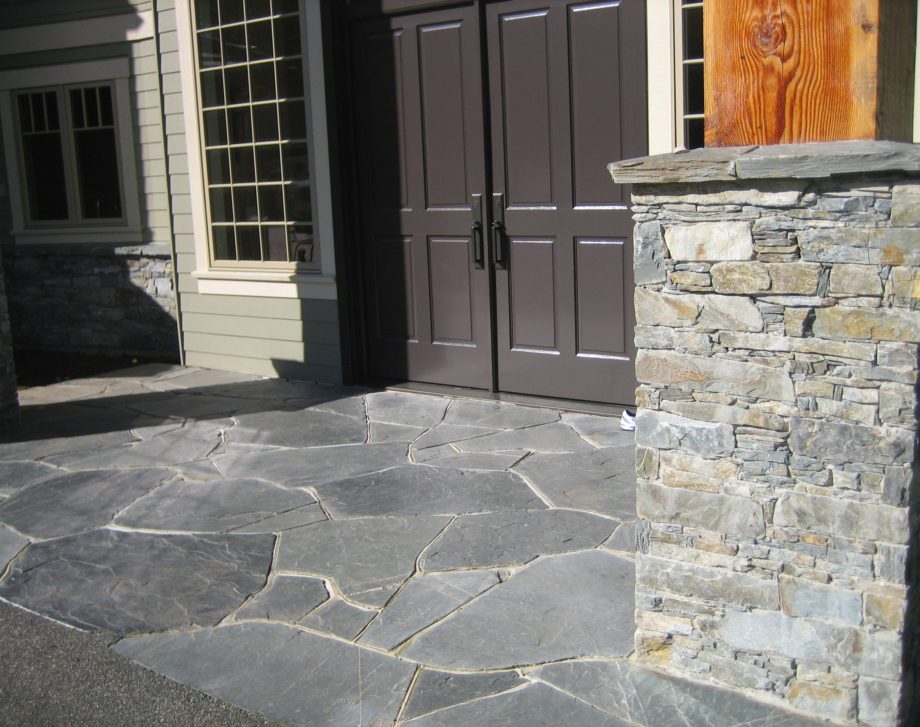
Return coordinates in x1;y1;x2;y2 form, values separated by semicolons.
703;0;915;146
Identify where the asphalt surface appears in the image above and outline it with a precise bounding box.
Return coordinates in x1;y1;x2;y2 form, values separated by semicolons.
0;601;283;727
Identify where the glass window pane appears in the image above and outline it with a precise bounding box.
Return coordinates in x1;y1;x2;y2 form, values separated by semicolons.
69;89;85;129
275;0;298;15
248;19;274;61
276;58;303;99
684;63;704;116
212;225;236;259
261;225;288;261
285;183;311;222
201;69;225;107
31;94;46;132
225;65;250;104
198;29;222;68
222;25;247;65
228;107;253;143
253;104;279;141
206;148;231;184
209;186;234;222
84;87;100;128
250;63;276;102
282;141;309;181
196;0;220;29
234;185;259;220
279;99;306;139
203;108;228;146
230;146;256;182
22;133;68;220
237;226;261;260
289;226;314;263
245;0;271;20
685;117;705;150
17;94;32;133
45;92;60;130
683;6;704;60
258;185;284;220
74;128;122;218
255;144;281;181
220;0;244;24
99;86;114;126
274;15;301;56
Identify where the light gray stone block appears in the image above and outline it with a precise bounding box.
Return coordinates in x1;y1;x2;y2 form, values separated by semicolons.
665;222;753;261
774;492;908;543
637;482;765;538
789;417;913;465
779;575;862;625
635;410;735;457
639;555;778;610
634;221;667;284
857;676;902;727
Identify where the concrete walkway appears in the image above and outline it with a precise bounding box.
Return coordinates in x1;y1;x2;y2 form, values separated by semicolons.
0;365;823;726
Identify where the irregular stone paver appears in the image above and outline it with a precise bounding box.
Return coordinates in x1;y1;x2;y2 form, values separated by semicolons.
420;510;618;571
360;570;499;651
457;422;595;454
531;660;827;727
115;479;324;533
0;523;28;571
308;395;367;420
127;394;256;420
0;529;274;634
314;466;544;518
514;448;636;519
0;460;62;497
405;681;629;726
412;424;498;451
402;550;635;669
0;426;137;462
235;575;329;622
562;413;635;448
231;409;366;448
0;468;174;538
276;515;451;607
45;421;227;469
369;422;427;443
418;451;526;470
403;669;527;721
298;599;377;640
366;392;448;428
604;521;637;554
214;443;408;487
443;400;559;429
115;622;415;727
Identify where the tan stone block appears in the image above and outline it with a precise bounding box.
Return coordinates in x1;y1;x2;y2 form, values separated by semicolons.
788;678;857;721
829;263;883;296
766;262;823;295
634;632;672;666
864;590;906;632
884;266;920;307
635;446;660;479
634;287;699;327
869;228;920;266
785;307;812;336
636;610;693;636
669;271;711;290
661;398;786;431
665;221;754;261
812;307;920;343
661;465;723;493
892;182;920;226
710;261;770;293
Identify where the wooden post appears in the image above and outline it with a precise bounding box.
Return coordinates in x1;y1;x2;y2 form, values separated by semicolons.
704;0;917;147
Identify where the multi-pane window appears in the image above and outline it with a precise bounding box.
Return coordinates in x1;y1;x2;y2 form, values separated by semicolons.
194;0;314;266
678;0;704;149
16;84;123;223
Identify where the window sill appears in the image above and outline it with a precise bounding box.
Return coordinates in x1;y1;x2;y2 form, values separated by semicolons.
192;269;338;300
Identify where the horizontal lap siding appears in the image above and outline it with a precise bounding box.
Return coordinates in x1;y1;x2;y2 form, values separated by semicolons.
0;0;151;28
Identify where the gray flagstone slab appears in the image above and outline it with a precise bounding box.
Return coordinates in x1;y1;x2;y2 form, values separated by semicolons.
401;550;635;669
402;669;527;721
418;452;526;471
231;408;366;448
0;460;62;497
514;448;636;519
0;468;174;539
365;392;449;428
309;395;368;420
0;523;27;572
420;510;618;571
443;400;559;429
369;422;427;443
0;529;274;634
115;478;323;533
276;515;451;607
115;622;415;727
0;427;138;462
359;570;499;651
126;394;258;419
413;424;498;451
562;413;635;448
604;521;638;554
213;443;408;487
298;599;377;640
531;660;827;727
456;423;595;454
404;681;629;727
235;575;328;623
314;465;544;519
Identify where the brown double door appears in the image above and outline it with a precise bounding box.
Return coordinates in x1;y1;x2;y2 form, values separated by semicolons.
351;0;647;404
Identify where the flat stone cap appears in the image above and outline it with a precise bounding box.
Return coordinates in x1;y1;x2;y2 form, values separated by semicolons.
609;140;920;185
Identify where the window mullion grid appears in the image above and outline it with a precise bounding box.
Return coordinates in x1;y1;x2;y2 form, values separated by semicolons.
58;87;83;223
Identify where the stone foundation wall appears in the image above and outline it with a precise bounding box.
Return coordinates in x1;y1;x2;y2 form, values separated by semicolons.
3;244;179;359
611;142;920;726
0;247;18;428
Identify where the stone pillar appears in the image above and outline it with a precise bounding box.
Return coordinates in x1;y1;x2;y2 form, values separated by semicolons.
0;246;19;428
610;141;920;726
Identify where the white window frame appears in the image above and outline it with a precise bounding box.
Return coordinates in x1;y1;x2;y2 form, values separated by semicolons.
176;0;337;300
0;57;143;245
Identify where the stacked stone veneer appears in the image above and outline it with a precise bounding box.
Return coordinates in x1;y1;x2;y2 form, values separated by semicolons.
3;245;178;359
611;142;920;726
0;246;18;427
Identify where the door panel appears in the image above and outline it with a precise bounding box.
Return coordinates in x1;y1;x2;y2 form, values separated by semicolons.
353;5;492;388
488;0;646;403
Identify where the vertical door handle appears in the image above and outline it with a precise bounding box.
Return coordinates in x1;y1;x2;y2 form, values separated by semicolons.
470;193;484;268
491;192;506;268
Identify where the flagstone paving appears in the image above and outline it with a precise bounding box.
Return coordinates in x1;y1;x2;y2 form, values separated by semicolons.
0;366;828;726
